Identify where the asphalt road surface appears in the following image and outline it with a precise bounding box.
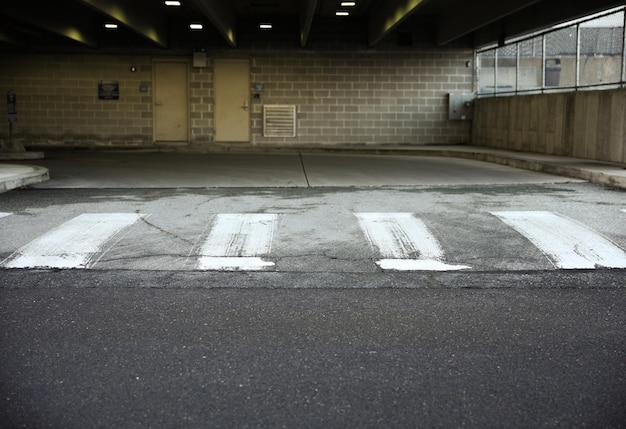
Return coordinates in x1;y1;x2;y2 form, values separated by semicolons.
1;159;625;428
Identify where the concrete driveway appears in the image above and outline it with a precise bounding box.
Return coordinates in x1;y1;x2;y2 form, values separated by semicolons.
29;151;580;188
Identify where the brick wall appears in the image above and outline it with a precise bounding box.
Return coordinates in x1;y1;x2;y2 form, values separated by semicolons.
1;44;473;150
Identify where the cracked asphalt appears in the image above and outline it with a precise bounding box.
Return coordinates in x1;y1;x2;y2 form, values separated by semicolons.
1;164;625;427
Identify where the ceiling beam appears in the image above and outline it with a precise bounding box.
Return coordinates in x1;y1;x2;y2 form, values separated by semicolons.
300;0;319;47
472;0;626;48
437;0;541;46
189;0;237;48
76;0;168;48
0;3;99;48
0;27;27;47
368;0;430;47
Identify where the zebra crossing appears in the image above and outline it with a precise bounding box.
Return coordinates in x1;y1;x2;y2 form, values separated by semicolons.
197;213;279;271
1;210;626;271
355;213;472;271
491;211;626;269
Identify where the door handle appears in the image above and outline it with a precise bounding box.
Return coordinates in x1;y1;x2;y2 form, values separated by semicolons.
241;100;249;111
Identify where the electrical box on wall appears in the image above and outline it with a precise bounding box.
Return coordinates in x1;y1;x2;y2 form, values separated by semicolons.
193;51;207;68
448;93;475;120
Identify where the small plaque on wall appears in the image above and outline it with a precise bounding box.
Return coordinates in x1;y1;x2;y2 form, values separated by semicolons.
98;80;119;100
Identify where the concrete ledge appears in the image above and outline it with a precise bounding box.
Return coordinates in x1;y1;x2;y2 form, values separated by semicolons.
288;145;626;191
0;164;50;193
0;151;46;161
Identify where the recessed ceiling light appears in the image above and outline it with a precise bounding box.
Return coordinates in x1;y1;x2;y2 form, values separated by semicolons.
341;1;356;6
104;23;118;29
164;1;181;6
189;23;203;30
259;23;273;30
336;11;350;16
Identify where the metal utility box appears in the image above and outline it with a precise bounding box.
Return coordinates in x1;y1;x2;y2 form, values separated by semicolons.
448;93;475;120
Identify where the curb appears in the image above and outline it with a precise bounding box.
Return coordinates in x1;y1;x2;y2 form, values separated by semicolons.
0;165;50;193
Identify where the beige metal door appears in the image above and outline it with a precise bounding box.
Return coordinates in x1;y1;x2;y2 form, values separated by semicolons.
214;60;250;142
153;60;189;142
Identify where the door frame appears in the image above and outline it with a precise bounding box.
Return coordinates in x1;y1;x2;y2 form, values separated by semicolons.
152;58;190;144
214;59;251;143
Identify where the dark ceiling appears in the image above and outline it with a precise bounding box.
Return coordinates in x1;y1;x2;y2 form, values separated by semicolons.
1;0;624;53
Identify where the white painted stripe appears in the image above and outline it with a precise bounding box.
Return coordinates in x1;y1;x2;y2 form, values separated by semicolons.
0;212;11;219
197;257;275;271
3;213;142;269
198;214;278;270
492;211;626;269
355;213;471;271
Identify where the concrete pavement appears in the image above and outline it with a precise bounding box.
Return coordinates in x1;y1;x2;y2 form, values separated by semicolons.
0;145;625;191
0;163;49;193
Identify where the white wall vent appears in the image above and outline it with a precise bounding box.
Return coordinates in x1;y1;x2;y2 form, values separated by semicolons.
263;105;296;137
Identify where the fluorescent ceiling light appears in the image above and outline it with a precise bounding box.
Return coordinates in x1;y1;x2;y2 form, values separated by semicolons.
341;1;356;6
336;11;350;16
189;23;203;30
164;1;181;6
104;23;118;29
259;23;273;29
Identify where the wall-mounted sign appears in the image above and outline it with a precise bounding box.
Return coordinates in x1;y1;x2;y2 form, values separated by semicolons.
253;83;265;93
7;92;17;123
98;80;119;100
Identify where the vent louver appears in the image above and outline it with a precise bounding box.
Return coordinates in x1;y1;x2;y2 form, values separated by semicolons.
263;105;296;137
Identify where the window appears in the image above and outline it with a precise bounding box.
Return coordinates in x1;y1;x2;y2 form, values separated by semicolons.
477;7;625;96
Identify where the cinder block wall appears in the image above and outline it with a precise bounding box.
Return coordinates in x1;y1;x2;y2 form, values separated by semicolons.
1;54;154;148
472;89;626;163
244;48;472;146
1;45;473;150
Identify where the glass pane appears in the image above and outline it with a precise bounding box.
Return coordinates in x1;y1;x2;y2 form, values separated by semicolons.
545;27;577;87
477;49;496;94
476;7;625;96
518;36;543;91
579;11;624;86
496;45;517;93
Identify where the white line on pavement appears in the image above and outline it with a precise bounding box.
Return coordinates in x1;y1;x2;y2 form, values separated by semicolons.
355;212;471;271
197;213;278;271
491;211;626;269
2;213;143;269
0;213;11;219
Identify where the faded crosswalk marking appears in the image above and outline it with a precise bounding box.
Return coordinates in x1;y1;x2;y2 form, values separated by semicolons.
492;211;626;269
1;210;625;272
197;213;278;271
2;213;143;269
355;213;471;271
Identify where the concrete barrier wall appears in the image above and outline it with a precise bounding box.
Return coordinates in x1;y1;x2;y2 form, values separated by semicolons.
472;89;626;164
